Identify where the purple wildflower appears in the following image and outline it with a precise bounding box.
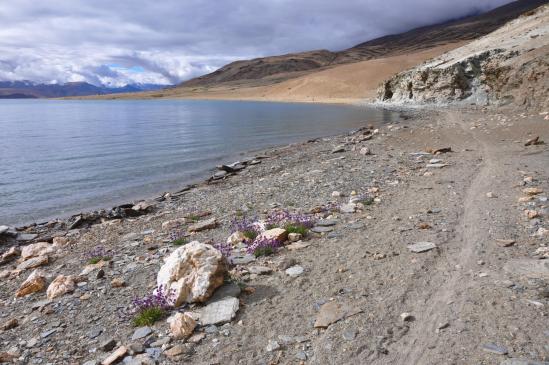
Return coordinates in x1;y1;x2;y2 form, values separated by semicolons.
131;285;175;313
231;216;260;240
246;237;282;256
266;210;315;229
85;246;112;262
214;242;233;260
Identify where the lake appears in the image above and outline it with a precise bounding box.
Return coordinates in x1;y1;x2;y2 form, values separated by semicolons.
0;99;400;225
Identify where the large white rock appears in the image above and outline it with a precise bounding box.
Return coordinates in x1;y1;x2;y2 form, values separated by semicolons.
157;241;226;306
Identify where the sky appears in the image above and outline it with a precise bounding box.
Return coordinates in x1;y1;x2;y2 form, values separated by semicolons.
0;0;514;87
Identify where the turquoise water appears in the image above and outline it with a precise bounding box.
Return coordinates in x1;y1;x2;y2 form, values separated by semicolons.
0;99;399;225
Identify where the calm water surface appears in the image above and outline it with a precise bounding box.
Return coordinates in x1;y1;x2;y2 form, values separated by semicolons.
0;99;399;225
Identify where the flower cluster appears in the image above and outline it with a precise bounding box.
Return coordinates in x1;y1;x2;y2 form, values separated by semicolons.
131;285;175;312
231;216;261;240
266;210;315;229
169;229;188;245
85;246;112;264
214;242;233;260
246;237;282;257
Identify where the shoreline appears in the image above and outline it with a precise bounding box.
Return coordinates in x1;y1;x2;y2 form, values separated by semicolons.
4;103;408;231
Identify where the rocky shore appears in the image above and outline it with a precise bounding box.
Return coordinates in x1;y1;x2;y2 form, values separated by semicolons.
1;106;548;365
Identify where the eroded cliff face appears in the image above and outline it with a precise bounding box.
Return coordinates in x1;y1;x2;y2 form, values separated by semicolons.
378;5;549;109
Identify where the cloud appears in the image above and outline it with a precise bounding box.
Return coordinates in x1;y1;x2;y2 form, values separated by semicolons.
0;0;514;86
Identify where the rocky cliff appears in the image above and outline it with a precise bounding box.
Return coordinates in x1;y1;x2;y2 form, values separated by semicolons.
378;4;549;109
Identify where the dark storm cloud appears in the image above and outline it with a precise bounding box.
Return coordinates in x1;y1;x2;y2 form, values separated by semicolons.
0;0;513;86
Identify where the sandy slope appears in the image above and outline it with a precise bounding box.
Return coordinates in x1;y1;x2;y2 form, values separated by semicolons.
87;42;465;104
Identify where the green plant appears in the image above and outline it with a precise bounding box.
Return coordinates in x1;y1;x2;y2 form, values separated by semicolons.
88;256;111;265
172;238;188;246
284;223;309;236
132;307;165;327
187;214;200;222
253;246;274;257
242;230;259;241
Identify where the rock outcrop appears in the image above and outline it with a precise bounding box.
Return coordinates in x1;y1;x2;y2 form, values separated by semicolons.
378;4;549;109
156;241;226;306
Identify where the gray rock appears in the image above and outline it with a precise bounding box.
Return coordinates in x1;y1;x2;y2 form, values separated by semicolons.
482;343;508;355
266;340;280;352
295;351;308;361
316;219;338;227
348;222;365;230
17;233;38;241
285;265;304;277
87;327;103;339
343;328;358;341
131;327;152;341
331;145;346;153
0;225;10;235
207;283;241;304
101;338;117;352
311;226;334;233
229;254;255;265
340;203;356;213
199;297;239;325
82;361;98;365
426;163;448;168
204;325;218;334
408;242;436;253
145;348;161;360
41;329;57;338
248;266;272;275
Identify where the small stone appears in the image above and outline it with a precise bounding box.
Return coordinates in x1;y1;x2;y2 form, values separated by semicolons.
359;147;371;155
199;297;239;325
400;313;414;322
1;318;18;331
331;191;342;197
314;301;361;328
486;192;497;198
316;219;337;227
340;203;356;213
426;163;448;168
523;187;543;195
266;340;280;352
111;277;126;288
187;218;218;232
481;343;508;355
102;346;128;365
285;265;304;277
332;145;345;153
311;226;334;233
295;351;308;361
188;333;206;344
15;269;46;297
41;329;57;338
100;338;117;352
227;231;247;245
87;328;103;339
16;255;49;271
343;328;358;341
288;233;302;242
131;327;152;341
52;236;70;246
287;241;310;251
165;345;186;358
495;239;515;247
257;228;287;242
408;242;436;253
248;266;272;275
167;313;196;340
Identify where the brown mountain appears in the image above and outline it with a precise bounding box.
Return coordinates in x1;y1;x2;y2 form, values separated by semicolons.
181;0;548;89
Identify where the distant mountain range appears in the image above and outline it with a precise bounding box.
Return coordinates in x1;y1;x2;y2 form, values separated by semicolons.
0;81;169;99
